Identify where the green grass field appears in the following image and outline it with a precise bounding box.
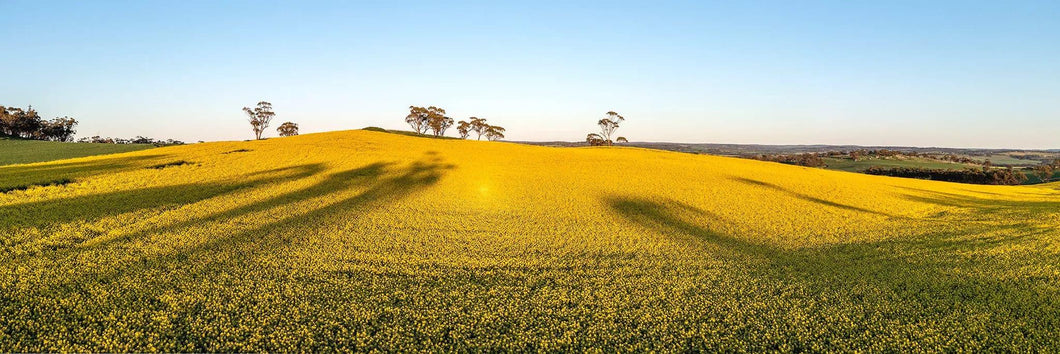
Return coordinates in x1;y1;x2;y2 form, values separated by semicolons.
822;156;978;172
979;153;1040;166
0;138;154;166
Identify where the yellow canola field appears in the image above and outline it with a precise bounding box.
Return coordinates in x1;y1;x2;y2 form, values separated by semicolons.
1;129;1058;351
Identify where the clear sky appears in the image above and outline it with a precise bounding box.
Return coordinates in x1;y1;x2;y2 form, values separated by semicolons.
2;1;1058;148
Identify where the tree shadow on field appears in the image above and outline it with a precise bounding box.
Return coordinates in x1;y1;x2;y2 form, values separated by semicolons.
2;155;455;350
92;153;450;254
606;195;1060;346
0;164;326;235
729;177;899;218
896;186;1060;217
0;154;168;190
609;198;763;256
77;162;390;249
22;154;453;295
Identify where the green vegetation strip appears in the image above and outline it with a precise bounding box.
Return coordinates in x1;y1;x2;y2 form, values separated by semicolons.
0;139;153;166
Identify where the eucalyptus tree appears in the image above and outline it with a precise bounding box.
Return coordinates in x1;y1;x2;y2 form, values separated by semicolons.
469;117;489;140
40;117;78;141
456;120;472;139
406;106;448;135
242;101;276;140
586;111;627;146
277;121;299;137
0;106;10;136
586;134;604;146
0;106;42;139
405;106;430;134
428;115;454;137
485;125;506;141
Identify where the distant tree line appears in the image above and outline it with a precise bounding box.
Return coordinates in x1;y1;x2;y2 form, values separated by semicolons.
404;106;506;141
76;135;185;146
2;104;189;145
864;166;1027;185
934;154;981;165
1014;154;1048;161
1030;159;1060;183
758;149;989;166
0;105;78;141
836;149;981;165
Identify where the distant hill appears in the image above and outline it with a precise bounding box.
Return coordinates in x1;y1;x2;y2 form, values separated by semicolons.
519;140;1057;165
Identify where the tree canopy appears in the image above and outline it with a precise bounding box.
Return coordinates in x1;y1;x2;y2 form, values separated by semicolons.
586;111;627;146
0;105;78;142
406;106;449;136
277;122;299;137
243;101;276;140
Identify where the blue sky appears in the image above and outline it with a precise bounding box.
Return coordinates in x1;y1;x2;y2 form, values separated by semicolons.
2;1;1058;148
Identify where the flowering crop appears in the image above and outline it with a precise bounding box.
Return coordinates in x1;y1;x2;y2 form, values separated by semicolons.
1;130;1058;351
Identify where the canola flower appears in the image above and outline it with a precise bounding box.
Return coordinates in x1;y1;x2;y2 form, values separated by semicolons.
0;129;1058;351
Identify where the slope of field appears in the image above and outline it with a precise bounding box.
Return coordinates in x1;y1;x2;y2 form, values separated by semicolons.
1;130;1058;351
0;138;154;166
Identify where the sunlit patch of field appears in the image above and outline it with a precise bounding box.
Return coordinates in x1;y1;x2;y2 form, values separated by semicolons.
1;130;1058;351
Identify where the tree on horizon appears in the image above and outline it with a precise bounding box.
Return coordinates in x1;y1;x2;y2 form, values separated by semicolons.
243;101;275;140
586;111;627;146
469;117;489;140
485;125;506;141
456;120;472;139
406;106;450;136
277;121;299;137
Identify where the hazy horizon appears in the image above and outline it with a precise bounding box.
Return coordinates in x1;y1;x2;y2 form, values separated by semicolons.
2;1;1058;149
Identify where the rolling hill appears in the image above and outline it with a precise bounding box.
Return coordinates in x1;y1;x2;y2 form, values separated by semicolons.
1;129;1058;351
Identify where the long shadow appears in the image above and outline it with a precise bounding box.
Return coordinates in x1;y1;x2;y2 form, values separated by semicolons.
609;197;768;257
606;195;1060;345
898;187;1060;216
0;154;168;190
0;164;325;236
21;156;453;297
729;177;898;218
78;162;391;249
1;156;455;350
